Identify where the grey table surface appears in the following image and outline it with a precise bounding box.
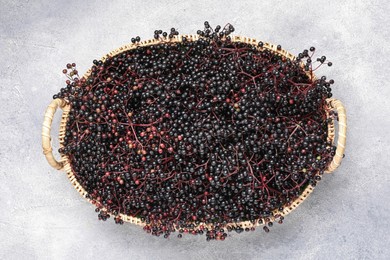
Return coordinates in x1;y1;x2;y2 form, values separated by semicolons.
1;0;389;259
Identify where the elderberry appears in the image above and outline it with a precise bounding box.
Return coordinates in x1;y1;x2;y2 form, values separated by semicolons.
54;22;337;241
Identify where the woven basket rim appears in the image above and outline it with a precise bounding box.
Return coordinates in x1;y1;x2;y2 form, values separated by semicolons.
55;34;339;229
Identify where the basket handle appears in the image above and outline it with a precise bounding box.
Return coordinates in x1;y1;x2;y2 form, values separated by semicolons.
326;98;347;172
42;98;68;170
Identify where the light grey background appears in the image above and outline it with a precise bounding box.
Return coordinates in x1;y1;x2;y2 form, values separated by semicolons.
1;0;389;259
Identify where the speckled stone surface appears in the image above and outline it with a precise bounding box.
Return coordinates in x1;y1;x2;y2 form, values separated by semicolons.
1;0;389;259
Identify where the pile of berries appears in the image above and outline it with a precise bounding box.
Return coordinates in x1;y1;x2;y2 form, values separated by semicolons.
54;22;336;240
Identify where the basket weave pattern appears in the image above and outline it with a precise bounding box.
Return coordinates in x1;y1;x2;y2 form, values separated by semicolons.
42;35;347;228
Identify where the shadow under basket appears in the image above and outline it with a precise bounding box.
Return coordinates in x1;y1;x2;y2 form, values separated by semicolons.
42;34;347;231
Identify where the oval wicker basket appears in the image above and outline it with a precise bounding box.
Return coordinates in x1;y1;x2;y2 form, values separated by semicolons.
42;34;347;229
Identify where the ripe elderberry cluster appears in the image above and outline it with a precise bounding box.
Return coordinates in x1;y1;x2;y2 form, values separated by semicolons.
54;22;337;241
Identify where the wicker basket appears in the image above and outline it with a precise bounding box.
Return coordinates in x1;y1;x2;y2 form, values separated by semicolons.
42;35;347;229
